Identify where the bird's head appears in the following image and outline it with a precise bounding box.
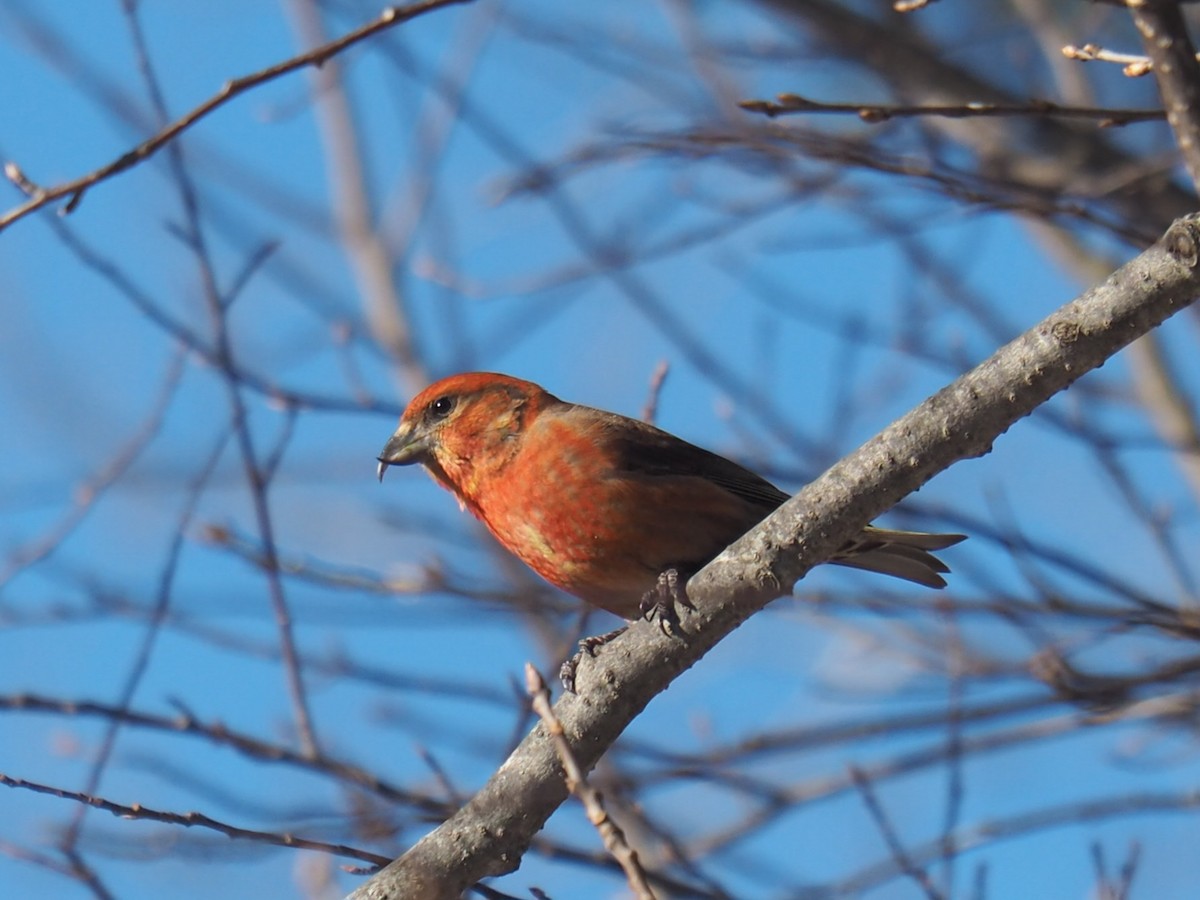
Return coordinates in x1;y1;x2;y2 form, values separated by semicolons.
377;372;556;495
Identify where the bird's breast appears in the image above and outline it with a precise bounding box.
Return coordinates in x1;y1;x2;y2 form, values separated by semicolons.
467;414;768;617
477;425;612;571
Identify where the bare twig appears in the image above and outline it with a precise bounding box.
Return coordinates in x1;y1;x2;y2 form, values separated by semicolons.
525;664;657;900
0;773;389;867
1091;841;1142;900
0;0;474;233
1063;43;1155;77
120;0;320;757
850;767;945;900
1129;332;1200;510
0;693;449;814
839;793;1194;897
60;422;229;852
738;93;1164;126
640;361;670;424
936;600;967;895
1128;1;1200;191
0;350;186;591
285;0;425;394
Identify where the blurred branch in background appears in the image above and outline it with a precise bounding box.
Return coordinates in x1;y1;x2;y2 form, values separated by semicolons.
1;1;1200;899
0;0;474;234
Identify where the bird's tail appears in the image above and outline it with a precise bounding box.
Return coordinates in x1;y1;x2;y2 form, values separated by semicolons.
830;527;966;589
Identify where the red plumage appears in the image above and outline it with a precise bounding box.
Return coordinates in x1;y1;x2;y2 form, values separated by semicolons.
377;373;963;621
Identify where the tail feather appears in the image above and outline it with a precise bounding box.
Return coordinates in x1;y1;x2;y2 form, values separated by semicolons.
857;526;967;552
830;527;966;589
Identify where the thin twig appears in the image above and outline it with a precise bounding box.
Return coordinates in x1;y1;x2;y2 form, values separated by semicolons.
119;0;321;756
525;664;658;900
285;0;426;393
1062;43;1154;77
0;773;389;867
839;792;1195;897
738;93;1163;126
0;0;475;233
0;351;187;590
850;767;946;900
61;421;230;852
641;360;670;424
1128;1;1200;191
0;692;448;814
936;599;966;895
1129;332;1200;514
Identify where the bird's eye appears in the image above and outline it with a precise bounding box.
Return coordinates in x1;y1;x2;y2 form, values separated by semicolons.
428;395;456;420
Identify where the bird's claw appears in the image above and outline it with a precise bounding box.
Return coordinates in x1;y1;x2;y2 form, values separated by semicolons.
559;571;692;692
639;567;694;638
559;656;581;694
559;625;629;693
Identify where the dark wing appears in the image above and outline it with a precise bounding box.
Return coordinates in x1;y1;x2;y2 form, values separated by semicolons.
569;405;965;592
599;412;788;513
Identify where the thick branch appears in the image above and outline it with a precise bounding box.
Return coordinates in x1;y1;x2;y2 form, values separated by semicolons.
348;216;1200;900
1129;0;1200;192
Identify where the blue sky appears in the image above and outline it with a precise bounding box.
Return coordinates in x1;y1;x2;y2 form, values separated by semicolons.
1;2;1199;898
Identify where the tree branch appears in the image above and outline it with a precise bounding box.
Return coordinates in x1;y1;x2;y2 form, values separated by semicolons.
1128;0;1200;192
346;214;1200;899
738;93;1164;126
0;0;474;233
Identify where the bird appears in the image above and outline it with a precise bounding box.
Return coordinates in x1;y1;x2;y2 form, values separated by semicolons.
377;372;964;683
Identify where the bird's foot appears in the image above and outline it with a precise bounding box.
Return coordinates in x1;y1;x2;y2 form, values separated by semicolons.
559;625;629;693
558;570;694;692
639;567;695;638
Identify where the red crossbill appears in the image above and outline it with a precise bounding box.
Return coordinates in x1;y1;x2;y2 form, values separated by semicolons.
378;372;963;639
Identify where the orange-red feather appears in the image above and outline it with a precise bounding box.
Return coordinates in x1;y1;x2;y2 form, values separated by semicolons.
378;373;963;619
